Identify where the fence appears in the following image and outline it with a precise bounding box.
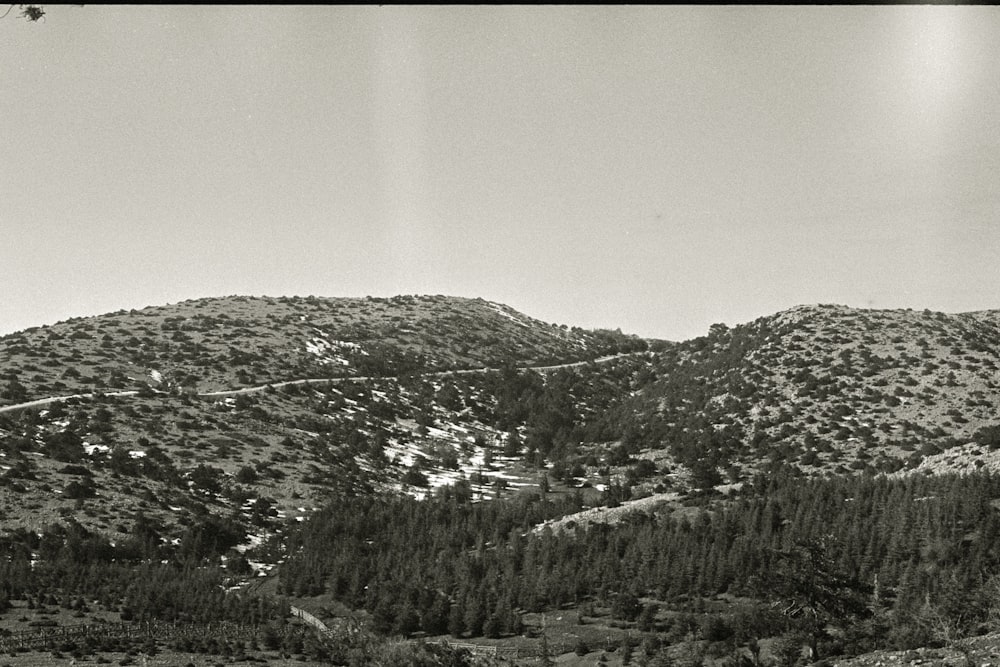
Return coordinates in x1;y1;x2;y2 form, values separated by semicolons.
429;640;527;658
0;620;259;654
427;638;608;659
288;605;365;642
0;606;354;656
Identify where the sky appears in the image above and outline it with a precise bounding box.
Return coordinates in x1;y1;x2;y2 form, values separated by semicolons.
2;6;999;342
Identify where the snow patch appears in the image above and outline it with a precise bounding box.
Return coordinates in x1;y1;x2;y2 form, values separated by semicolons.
305;332;368;366
487;302;531;328
306;338;350;366
235;533;264;554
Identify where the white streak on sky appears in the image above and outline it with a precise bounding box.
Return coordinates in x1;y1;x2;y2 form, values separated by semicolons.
371;9;433;290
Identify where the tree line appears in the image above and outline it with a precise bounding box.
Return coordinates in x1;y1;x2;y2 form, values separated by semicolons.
279;470;1000;659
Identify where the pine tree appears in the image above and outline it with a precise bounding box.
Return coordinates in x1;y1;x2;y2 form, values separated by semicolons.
448;598;465;638
761;537;872;659
422;594;451;635
463;593;486;638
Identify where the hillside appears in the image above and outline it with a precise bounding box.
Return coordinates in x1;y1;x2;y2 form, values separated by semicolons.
4;297;1000;666
4;299;1000;547
609;304;1000;488
0;294;642;400
0;295;651;550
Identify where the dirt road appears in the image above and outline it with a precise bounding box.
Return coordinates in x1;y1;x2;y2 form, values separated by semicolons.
0;352;648;412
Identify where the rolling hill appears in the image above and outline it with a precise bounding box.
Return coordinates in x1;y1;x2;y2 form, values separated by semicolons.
0;294;651;548
0;294;643;400
3;298;1000;547
607;304;1000;486
3;296;1000;665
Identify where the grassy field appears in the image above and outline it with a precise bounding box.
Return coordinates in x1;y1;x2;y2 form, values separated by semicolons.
0;600;122;635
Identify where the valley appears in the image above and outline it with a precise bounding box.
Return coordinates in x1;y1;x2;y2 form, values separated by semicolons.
1;295;1000;666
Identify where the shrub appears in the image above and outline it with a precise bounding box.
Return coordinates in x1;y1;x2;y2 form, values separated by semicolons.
64;479;96;499
235;465;258;484
611;593;642;622
973;424;1000;450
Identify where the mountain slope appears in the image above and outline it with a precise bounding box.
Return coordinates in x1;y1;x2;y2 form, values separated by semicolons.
614;304;1000;484
4;298;1000;575
5;297;1000;665
0;295;652;553
0;294;646;402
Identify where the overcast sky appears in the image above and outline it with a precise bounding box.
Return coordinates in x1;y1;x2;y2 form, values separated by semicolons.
2;6;999;341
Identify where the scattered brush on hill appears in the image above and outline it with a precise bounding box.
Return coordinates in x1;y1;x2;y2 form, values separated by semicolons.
604;304;1000;481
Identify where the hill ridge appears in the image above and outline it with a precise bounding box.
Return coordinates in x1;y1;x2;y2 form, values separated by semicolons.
2;295;1000;556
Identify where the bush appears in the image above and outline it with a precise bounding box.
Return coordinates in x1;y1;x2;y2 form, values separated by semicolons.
402;468;429;487
611;593;642;622
973;424;1000;450
772;632;805;667
235;465;258;484
64;478;96;499
700;614;733;642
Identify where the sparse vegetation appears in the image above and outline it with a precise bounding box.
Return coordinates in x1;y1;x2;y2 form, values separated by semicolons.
4;298;1000;664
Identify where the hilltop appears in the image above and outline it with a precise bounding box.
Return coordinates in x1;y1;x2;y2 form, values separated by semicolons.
0;294;643;400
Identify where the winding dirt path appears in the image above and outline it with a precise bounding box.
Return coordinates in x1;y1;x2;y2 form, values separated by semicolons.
0;352;647;413
0;390;141;415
